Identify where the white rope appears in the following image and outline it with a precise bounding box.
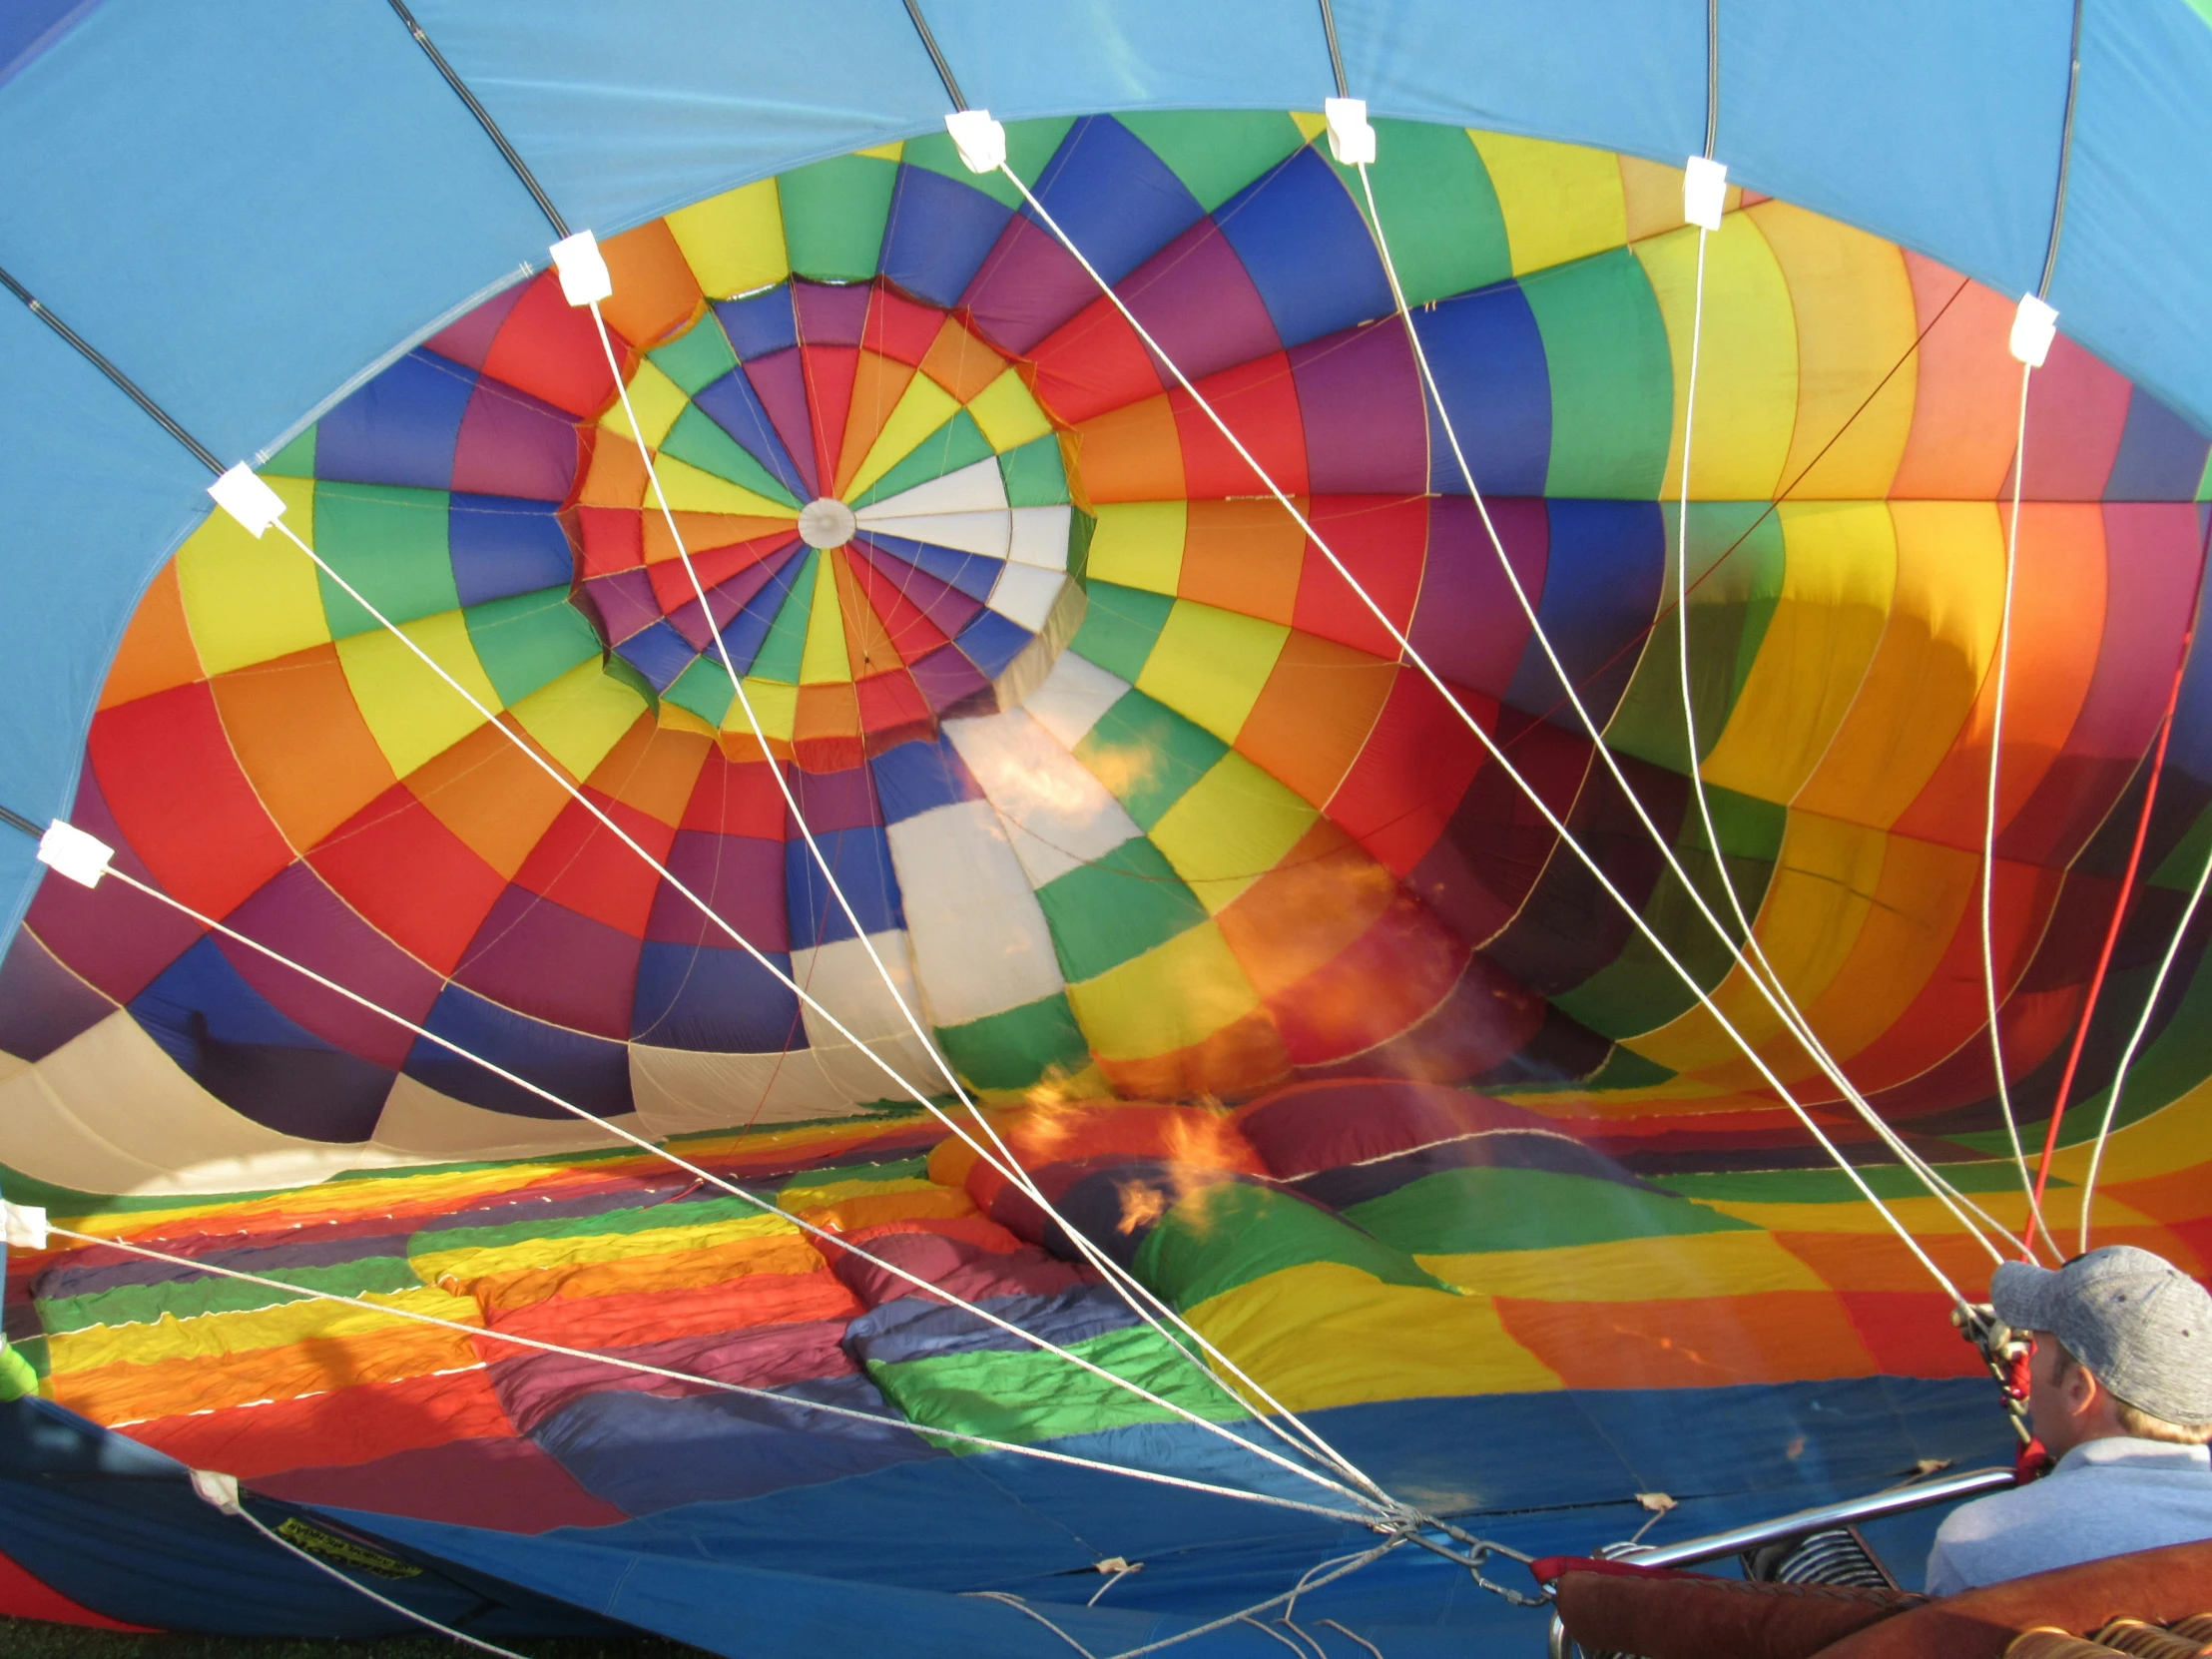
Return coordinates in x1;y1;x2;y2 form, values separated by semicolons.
2075;819;2212;1252
1349;160;2018;1269
44;1223;1371;1527
1979;358;2055;1244
82;866;1382;1516
996;159;1967;1307
965;1592;1103;1657
1315;1618;1386;1659
580;299;1401;1510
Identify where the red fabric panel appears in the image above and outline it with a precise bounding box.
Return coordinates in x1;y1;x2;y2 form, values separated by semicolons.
308;785;507;975
1328;670;1492;874
1234;1079;1553;1179
1171;351;1308;498
512;792;676;936
481;272;620;417
1295;494;1428;661
682;751;791;837
254;1435;626;1534
0;1545;155;1630
1030;294;1167;423
861;283;950;367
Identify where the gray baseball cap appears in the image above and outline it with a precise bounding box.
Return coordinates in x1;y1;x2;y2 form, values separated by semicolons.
1991;1246;2212;1427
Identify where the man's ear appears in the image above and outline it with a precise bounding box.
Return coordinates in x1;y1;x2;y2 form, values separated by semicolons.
2064;1359;2103;1415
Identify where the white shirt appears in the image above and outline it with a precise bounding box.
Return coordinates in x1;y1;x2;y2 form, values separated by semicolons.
1926;1438;2212;1595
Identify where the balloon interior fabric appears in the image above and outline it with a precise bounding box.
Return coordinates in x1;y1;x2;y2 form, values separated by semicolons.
2;107;2212;1655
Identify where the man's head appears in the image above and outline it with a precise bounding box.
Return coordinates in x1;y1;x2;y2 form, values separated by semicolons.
1991;1246;2212;1458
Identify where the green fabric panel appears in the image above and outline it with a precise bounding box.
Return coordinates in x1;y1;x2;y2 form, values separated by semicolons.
1136;1182;1446;1311
36;1255;423;1336
1550;838;1772;1038
313;481;456;638
901;118;1077;210
0;1342;35;1399
746;549;817;683
1345;1167;1753;1256
411;1190;788;1257
998;433;1071;505
658;404;804;508
1035;837;1208;982
1114;110;1309;212
601;650;662;713
264;425;316;477
464;587;603;707
1525;250;1673;499
1068;509;1097;584
649;314;739;395
1661;1162;2054;1204
1328;119;1510;304
664;655;735;727
1605;504;1788;774
851;410;994;507
2151;803;2212;889
777;155;897;282
1075;690;1227;830
937;994;1090;1090
1070;580;1174;682
866;1323;1244;1445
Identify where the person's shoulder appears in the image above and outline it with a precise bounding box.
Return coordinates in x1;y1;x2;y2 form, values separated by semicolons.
1932;1480;2046;1546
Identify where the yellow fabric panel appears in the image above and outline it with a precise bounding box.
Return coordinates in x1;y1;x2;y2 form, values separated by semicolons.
778;1175;942;1213
177;477;324;676
508;661;650;784
412;1211;799;1287
792;1187;980;1232
1087;501;1186;595
967;367;1054;451
1700;501;1898;804
601;358;690;448
1066;920;1261;1060
1290;112;1327;144
650;455;795;519
728;677;797;740
1699;1190;2054;1238
1417;1229;1826;1300
1149;751;1318;913
1468;130;1627;276
665;179;789;299
1134;601;1289;745
2044;1080;2212;1189
846;373;960;498
1635;215;1797;501
466;1236;828;1313
335;612;504;779
1747;200;1919;499
48;1286;478;1374
1630;810;1890;1076
853;141;904;162
1792;502;2005;829
1187;1262;1560;1413
799;553;851;684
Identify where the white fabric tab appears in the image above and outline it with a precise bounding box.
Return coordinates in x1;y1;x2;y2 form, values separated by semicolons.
191;1469;244;1515
550;230;614;306
206;463;287;537
2010;293;2060;367
945;109;1006;174
37;820;113;888
1684;156;1729;231
1324;97;1377;166
1;1204;46;1250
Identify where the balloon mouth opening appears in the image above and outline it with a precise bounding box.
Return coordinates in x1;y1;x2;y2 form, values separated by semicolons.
797;497;856;550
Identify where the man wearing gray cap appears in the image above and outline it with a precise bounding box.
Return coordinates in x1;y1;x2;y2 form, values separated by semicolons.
1926;1245;2212;1595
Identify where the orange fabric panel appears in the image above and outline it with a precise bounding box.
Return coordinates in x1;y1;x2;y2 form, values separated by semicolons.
792;681;862;773
831;547;902;678
1178;498;1305;625
1094;1005;1292;1100
212;644;400;851
1770;1229;2016;1296
601;219;707;348
54;1322;480;1426
99;562;202;710
1217;820;1400;999
918;314;1008;403
485;1270;862;1349
834;349;919;496
1235;630;1395;807
643;512;792;566
455;1233;830;1314
1068;393;1186;503
1495;1290;1878;1388
584;715;711;828
793;1186;979;1233
405;717;577;879
1889;257;2020;500
578;434;649;508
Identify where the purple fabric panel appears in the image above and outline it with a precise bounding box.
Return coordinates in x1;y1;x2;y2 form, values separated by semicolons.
451;885;643;1041
908;644;991;714
451;379;579;501
830;1229;1086;1311
669;542;804;653
792;279;870;347
1117;219;1281;382
581;567;663;645
0;923;114;1061
39;1229;416;1299
24;769;204;1004
1409;495;1548;698
790;764;880;833
424;281;528;372
1234;1078;1555;1179
488;1318;858;1435
960;216;1096;357
743;349;821;498
219;862;444;1069
645;830;789;951
852;538;984;637
1290;319;1428;495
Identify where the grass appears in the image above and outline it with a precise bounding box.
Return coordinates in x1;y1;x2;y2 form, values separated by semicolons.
0;1620;713;1657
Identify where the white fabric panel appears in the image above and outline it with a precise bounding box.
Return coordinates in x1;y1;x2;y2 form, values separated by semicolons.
858;457;1005;518
793;929;947;1105
987;562;1067;631
886;798;1065;1027
1008;506;1074;570
1022;651;1129;750
370;1074;643;1161
945;709;1139;888
857;508;1012;561
628;1045;888;1137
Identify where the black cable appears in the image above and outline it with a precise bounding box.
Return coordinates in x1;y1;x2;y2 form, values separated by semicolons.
1703;0;1721;160
0;264;221;474
382;0;568;239
2036;0;2086;301
0;802;40;839
900;0;968;112
1316;0;1350;101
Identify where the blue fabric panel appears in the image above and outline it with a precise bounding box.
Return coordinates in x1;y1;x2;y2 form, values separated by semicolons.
1504;500;1667;729
871;736;983;825
613;618;700;694
630;938;800;1052
956;608;1034;680
0;923;113;1062
449;494;574;607
880;165;1015;308
0;0;100;93
2104;393;2212;503
313;349;474;491
404;982;634;1119
723;551;815;674
532;1374;937;1515
1214;149;1393;349
784;826;903;948
1027;117;1205;290
691;365;812;503
714;289;799;361
863;532;1002;601
844;1284;1142;1368
1415;283;1552;496
127;935;393;1141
